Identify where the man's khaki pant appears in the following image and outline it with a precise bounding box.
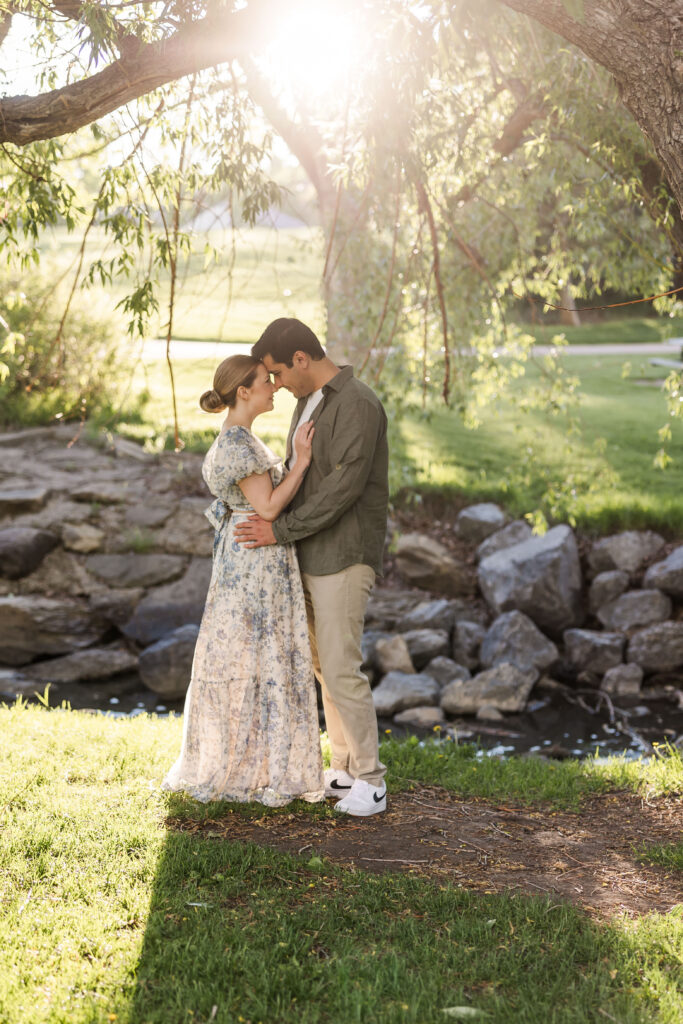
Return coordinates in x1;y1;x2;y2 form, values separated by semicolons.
302;564;386;787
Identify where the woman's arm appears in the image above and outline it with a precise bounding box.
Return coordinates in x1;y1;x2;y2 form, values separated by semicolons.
237;422;313;522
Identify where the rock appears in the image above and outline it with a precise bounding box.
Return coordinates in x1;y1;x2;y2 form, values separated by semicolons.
396;598;455;634
423;656;472;688
393;705;445;728
110;435;155;462
402;628;450;669
588;530;665;576
89;588;145;627
477;520;533;561
479;611;558;673
455;503;507;543
0;596;106;665
450;598;490;627
452;620;486;669
372;671;440;716
627;622;683;672
0;548;101;599
476;704;504;721
365;589;423;630
643;545;683;599
395;533;473;596
138;625;199;698
0;527;58;579
22;643;138;683
597;590;672;632
361;630;392;671
478;525;583;633
125;503;176;528
440;663;537;714
0;487;49;515
61;522;105;553
71;482;129;504
121;558;212;645
600;663;643;697
563;629;624;674
588;570;630;614
374;635;415;674
86;553;186;589
155;497;214;557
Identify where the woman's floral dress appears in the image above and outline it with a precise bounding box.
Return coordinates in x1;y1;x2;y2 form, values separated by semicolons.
162;425;324;806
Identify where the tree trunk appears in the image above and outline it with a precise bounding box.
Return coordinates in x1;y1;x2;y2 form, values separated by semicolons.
496;1;683;217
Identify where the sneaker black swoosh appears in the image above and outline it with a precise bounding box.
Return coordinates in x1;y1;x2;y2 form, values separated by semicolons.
329;779;352;791
373;790;386;803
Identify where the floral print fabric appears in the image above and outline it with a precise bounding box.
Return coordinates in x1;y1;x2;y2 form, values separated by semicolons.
162;425;324;806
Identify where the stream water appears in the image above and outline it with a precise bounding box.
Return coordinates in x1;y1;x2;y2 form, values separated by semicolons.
9;673;683;762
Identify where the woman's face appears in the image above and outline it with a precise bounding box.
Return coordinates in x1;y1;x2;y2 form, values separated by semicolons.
246;364;276;414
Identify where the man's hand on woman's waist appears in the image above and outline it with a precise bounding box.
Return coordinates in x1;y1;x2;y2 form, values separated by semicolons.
234;515;276;548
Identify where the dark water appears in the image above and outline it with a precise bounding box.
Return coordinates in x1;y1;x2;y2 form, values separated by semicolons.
9;673;683;762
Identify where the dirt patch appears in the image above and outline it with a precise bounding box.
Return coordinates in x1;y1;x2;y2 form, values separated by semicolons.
168;788;682;920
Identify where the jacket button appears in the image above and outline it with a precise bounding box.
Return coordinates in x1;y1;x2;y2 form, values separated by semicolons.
335;463;342;470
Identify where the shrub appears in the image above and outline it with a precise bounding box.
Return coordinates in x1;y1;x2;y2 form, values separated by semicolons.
0;272;141;427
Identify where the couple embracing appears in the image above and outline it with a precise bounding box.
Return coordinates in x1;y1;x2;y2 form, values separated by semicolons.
162;318;388;817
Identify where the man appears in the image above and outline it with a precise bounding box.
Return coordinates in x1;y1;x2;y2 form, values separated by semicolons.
234;317;388;817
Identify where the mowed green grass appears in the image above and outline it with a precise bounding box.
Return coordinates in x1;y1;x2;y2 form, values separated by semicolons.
0;704;681;1024
111;350;683;534
39;225;326;342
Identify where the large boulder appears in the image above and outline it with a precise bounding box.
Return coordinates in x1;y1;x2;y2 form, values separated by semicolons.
374;635;415;675
402;628;450;669
600;663;643;697
478;525;583;633
372;671;440;716
364;589;423;631
155;497;214;557
61;522;105;554
395;533;473;596
477;520;533;561
423;656;472;688
0;527;58;579
588;530;665;577
588;570;629;614
121;558;212;645
479;611;558;673
452;620;486;669
139;624;199;698
0;487;49;515
22;643;138;683
627;622;683;672
396;599;455;634
86;553;186;589
596;590;672;632
393;705;446;729
360;630;392;671
455;503;507;543
643;545;683;599
563;629;624;674
0;596;106;665
440;663;537;715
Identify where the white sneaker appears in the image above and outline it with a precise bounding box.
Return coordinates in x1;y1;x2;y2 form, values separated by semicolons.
324;768;355;798
333;778;387;817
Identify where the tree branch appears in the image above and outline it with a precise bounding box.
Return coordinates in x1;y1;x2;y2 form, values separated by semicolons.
0;0;278;145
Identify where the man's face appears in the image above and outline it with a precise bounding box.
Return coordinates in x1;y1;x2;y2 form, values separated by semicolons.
262;353;312;398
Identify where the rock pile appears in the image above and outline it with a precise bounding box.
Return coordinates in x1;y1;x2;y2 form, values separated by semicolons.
1;429;682;732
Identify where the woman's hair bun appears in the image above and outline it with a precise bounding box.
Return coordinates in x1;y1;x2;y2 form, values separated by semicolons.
199;388;226;413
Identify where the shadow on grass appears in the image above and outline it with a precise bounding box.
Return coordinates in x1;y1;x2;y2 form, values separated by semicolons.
116;792;680;1024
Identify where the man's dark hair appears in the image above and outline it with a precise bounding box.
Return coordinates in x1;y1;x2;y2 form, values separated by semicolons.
251;318;325;366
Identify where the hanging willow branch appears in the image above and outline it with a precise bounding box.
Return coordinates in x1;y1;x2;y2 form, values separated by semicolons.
358;165;403;376
414;179;450;404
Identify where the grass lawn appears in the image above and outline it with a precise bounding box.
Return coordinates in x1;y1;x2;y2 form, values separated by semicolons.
1;704;681;1024
108;349;683;535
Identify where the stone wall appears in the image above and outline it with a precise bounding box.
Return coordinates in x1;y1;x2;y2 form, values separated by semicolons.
1;431;682;738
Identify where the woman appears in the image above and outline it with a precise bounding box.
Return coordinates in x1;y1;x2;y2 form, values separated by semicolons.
162;354;324;806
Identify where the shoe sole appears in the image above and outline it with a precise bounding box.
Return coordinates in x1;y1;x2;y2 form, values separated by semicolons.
333;799;386;817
